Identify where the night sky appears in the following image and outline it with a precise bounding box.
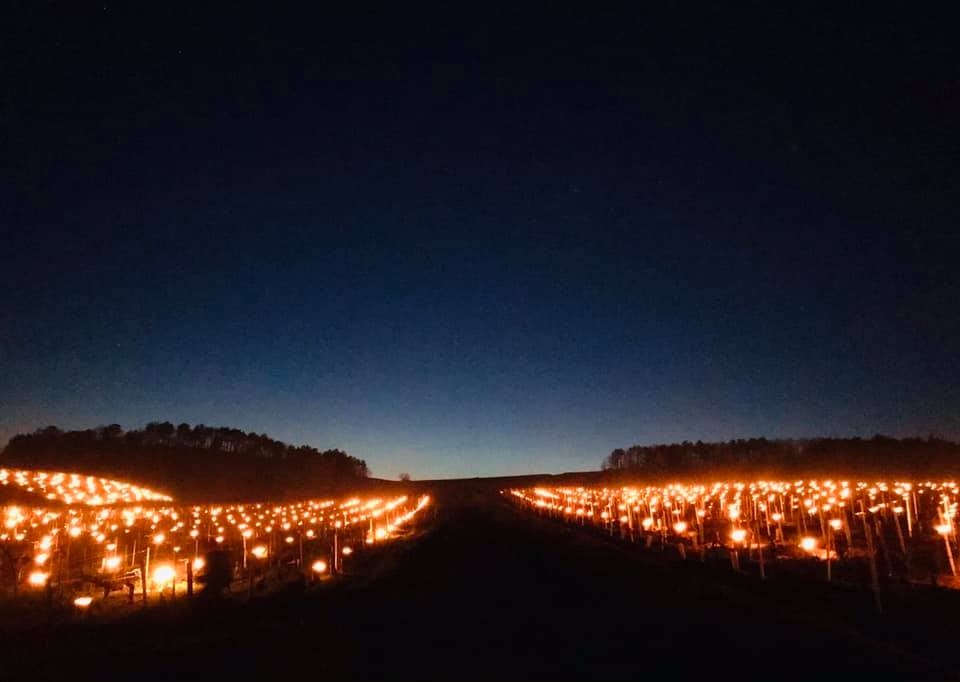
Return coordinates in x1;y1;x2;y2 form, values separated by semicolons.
3;5;959;478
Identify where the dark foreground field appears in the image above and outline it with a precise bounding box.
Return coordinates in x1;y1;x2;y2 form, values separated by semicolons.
3;483;958;681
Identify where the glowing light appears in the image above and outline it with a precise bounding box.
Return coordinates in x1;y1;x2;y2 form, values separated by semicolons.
341;546;353;556
730;529;747;544
192;557;205;572
74;596;93;608
799;536;818;552
152;564;176;587
28;571;49;587
251;545;267;559
311;560;327;574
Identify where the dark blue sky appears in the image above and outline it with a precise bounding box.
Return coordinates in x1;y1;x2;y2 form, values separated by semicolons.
3;6;959;477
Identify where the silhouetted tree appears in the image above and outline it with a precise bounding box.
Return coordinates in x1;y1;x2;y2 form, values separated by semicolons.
603;436;960;478
0;423;370;501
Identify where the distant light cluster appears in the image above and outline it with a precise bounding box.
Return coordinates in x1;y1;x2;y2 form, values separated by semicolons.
0;468;173;505
513;479;958;529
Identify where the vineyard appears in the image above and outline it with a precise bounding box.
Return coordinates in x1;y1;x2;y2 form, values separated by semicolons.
509;478;960;606
0;467;430;616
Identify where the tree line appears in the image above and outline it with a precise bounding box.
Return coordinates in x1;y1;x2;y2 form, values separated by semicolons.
0;422;370;501
602;435;960;478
